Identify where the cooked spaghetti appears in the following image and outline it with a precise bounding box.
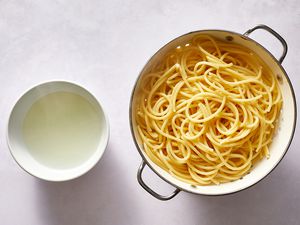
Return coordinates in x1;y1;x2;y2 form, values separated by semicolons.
135;35;282;185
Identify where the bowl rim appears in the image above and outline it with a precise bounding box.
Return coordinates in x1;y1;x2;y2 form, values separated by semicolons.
6;79;110;182
129;29;297;196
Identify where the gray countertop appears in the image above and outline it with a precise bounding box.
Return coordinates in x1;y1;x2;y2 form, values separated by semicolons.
0;0;299;224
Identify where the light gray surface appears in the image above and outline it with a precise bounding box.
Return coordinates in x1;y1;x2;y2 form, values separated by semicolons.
0;0;299;224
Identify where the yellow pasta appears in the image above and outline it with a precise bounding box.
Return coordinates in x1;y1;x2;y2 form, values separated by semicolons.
135;35;282;185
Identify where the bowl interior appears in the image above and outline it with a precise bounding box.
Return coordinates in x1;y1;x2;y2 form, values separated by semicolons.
7;81;109;181
131;30;296;195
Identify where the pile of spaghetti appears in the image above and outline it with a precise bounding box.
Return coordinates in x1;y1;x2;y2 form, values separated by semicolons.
135;35;282;185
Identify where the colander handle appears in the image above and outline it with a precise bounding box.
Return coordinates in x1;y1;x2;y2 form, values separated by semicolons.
244;24;288;63
137;161;181;201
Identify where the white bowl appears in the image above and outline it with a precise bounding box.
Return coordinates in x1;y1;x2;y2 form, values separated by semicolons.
7;81;109;181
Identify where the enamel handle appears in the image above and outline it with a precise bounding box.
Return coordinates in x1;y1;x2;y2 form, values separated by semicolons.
137;161;180;201
244;24;288;63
